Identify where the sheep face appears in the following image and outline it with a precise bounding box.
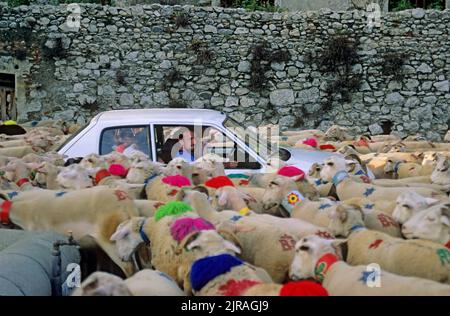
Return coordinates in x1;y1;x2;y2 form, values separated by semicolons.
328;204;364;237
431;155;450;185
393;192;439;225
383;159;399;174
184;230;241;259
320;157;347;183
289;235;342;281
262;176;297;215
190;164;213;186
110;217;146;262
72;272;131;296
164;158;191;177
79;154;107;171
402;204;450;244
56;165;93;190
308;163;323;178
126;160;155;184
324;125;351;141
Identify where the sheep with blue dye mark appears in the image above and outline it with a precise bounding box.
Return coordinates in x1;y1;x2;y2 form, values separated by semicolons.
289;235;450;295
328;206;450;284
179;189;333;283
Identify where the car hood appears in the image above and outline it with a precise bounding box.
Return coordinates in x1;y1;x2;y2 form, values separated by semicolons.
283;147;343;174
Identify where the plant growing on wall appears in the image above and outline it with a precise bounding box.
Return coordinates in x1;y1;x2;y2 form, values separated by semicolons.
221;0;280;12
307;34;362;112
41;38;67;60
173;12;191;28
381;52;408;81
188;39;214;65
6;0;30;7
248;41;291;91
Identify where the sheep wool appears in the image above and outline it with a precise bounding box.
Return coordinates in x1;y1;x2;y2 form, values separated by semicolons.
109;164;128;177
346;229;450;284
170;217;215;242
204;176;235;189
277;166;305;179
154;201;193;222
161;175;191;188
95;169;111;185
303;138;318;148
279;281;329;296
319;144;336;151
190;254;244;292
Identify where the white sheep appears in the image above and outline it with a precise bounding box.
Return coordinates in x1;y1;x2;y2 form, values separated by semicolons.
402;203;450;247
392;191;441;224
289;235;450;295
72;270;185;296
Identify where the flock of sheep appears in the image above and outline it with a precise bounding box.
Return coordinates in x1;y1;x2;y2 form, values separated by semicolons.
0;120;449;296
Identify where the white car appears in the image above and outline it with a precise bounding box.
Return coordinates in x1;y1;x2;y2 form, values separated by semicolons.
57;109;339;174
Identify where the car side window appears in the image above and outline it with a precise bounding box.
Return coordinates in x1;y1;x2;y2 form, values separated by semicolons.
100;126;151;158
203;127;261;170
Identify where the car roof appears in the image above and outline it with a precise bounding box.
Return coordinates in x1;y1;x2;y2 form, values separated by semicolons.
92;109;227;125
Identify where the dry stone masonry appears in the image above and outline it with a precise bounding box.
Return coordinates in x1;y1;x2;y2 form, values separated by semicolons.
0;3;449;139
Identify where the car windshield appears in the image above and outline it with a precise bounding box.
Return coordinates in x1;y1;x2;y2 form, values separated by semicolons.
223;117;279;161
56;122;89;152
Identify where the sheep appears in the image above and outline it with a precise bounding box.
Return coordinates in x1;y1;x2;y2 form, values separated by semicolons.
392;191;441;224
179;189;333;283
262;175;402;236
324;125;353;142
0;145;41;158
212;186;262;215
402;203;450;247
110;213;242;293
289;235;450;295
431;155;450;186
320;156;445;202
0;187;139;276
56;164;93;190
143;174;192;202
72;270;185;296
327;204;450;283
179;234;273;296
249;172;320;201
384;159;434;179
163;157;192;178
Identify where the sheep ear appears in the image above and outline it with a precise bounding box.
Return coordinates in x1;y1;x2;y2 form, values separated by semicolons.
218;190;228;207
218;229;242;254
224;240;241;255
346;161;356;173
441;205;450;227
110;224;130;242
335;205;348;222
177;231;201;253
425;198;440;206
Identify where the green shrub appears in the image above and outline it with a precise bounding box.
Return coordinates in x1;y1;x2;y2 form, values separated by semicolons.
7;0;30;7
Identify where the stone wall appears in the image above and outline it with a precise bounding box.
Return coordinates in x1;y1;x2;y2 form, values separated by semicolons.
0;4;449;139
274;0;389;12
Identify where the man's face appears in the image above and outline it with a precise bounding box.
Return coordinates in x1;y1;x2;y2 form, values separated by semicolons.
181;130;196;151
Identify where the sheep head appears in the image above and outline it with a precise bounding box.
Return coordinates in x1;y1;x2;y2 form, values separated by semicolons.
262;176;298;216
110;217;147;262
328;204;365;237
402;204;450;244
320;157;348;183
392;192;440;225
289;235;346;281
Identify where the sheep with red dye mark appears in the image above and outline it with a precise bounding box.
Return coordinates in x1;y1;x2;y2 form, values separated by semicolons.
144;175;192;202
328;205;450;284
289;235;450;295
